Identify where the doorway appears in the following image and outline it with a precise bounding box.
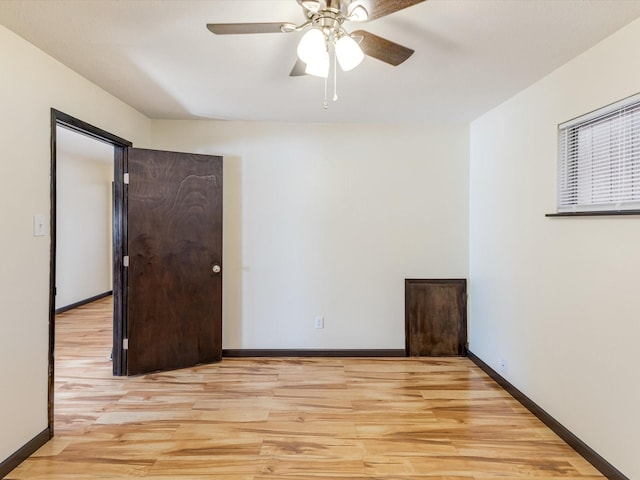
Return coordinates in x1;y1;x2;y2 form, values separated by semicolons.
49;109;224;435
49;109;131;435
55;125;114;313
53;125;116;434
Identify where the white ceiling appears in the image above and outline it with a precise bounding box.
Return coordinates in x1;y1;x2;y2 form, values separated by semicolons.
2;0;640;124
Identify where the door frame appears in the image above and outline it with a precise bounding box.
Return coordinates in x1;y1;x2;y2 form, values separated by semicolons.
49;109;132;436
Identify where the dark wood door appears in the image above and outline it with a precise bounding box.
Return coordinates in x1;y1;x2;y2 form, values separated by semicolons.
126;148;223;375
405;279;467;357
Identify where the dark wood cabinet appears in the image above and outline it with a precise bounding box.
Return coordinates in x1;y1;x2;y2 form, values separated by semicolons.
405;279;467;357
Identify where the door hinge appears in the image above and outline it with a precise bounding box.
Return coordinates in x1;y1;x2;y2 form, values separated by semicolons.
123;338;129;350
123;255;129;267
124;173;129;185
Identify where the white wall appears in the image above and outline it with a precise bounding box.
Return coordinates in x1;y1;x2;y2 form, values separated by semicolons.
151;121;469;350
0;25;150;464
55;127;114;309
469;18;640;480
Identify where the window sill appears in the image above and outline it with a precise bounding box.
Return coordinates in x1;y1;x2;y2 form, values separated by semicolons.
546;210;640;217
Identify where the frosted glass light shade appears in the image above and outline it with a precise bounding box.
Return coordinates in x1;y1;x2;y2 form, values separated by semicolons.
297;28;326;65
301;0;324;12
335;35;364;71
305;51;329;78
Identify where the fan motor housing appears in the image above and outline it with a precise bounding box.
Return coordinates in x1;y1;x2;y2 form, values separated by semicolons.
300;0;365;19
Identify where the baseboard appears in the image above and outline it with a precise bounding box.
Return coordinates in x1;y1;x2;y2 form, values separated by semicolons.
467;351;629;480
55;290;112;314
0;428;50;479
222;349;406;358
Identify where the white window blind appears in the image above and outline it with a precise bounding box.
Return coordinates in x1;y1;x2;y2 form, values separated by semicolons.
558;94;640;212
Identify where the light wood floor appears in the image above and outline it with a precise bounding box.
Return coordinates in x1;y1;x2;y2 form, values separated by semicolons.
9;296;603;479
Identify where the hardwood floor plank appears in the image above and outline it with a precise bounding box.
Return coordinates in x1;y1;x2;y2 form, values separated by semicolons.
6;297;606;479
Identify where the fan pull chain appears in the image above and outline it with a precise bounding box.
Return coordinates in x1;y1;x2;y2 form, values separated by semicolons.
323;75;328;109
333;51;338;102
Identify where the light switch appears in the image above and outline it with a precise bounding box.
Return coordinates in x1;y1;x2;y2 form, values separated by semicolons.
33;214;46;237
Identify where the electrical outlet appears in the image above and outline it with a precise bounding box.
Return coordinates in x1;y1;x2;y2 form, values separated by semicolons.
314;316;324;329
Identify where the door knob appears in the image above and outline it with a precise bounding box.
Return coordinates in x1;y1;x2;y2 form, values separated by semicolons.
212;265;221;274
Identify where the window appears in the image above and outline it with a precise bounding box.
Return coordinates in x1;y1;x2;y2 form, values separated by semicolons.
558;94;640;213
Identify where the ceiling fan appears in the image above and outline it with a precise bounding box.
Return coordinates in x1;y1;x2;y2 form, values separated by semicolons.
206;0;426;79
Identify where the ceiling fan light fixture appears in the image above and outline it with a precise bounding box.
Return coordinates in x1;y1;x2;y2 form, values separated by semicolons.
206;0;424;109
335;34;364;71
304;52;330;78
297;28;326;64
301;0;324;13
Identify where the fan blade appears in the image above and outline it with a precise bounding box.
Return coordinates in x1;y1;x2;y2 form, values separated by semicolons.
360;0;426;21
353;30;414;66
290;59;308;77
206;23;289;35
